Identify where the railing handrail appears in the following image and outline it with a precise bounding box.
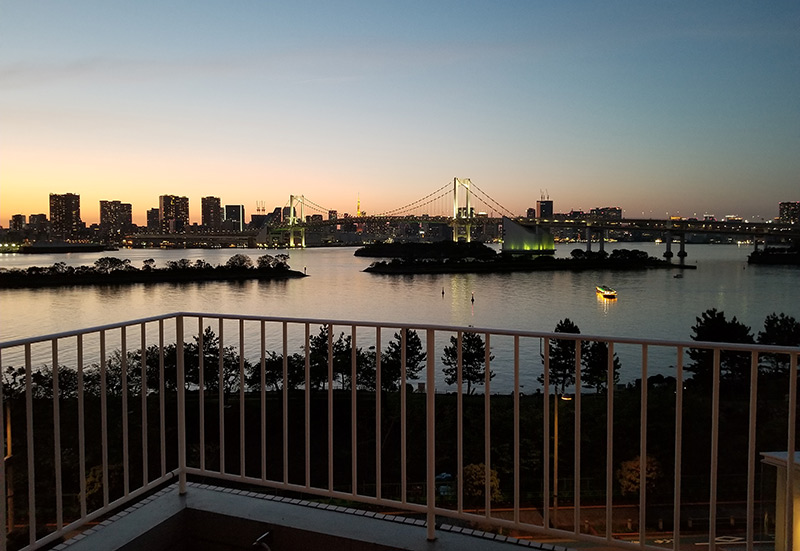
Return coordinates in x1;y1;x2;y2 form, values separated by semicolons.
0;313;178;348
2;312;797;551
3;311;799;356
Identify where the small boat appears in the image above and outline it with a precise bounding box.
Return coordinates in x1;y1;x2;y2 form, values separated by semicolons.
596;285;618;299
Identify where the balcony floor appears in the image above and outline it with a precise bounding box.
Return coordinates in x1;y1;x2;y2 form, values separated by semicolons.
52;483;572;551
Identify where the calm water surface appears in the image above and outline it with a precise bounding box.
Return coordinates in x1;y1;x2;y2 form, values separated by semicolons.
1;243;797;389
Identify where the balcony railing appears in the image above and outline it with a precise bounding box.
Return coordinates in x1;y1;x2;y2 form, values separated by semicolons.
1;313;797;551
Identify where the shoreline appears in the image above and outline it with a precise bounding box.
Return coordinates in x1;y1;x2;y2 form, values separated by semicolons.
364;257;695;274
0;267;306;289
357;242;695;275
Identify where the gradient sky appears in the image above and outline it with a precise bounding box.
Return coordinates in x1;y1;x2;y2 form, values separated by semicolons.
2;1;798;226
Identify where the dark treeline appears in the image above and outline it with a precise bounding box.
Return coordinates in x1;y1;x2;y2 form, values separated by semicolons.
363;244;690;274
544;309;800;393
0;253;304;288
2;309;798;546
2;326;432;399
748;242;800;265
3;309;797;400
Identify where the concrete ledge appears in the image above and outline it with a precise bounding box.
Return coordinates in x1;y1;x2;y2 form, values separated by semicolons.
58;483;572;551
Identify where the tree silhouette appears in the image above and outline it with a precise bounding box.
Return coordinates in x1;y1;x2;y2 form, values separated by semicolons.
757;312;800;376
225;254;253;269
379;329;427;392
93;257;131;273
462;463;501;503
180;326;250;394
617;455;662;497
581;340;621;393
245;350;305;391
686;308;754;387
442;331;494;395
256;254;277;269
165;258;192;270
538;318;581;394
306;325;370;389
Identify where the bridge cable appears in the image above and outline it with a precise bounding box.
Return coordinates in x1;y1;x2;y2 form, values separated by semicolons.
374;181;452;217
468;182;518;218
371;190;451;218
300;197;330;214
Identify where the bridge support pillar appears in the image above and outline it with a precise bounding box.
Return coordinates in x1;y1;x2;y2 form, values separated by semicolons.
585;226;592;252
599;230;606;254
287;228;305;248
663;231;674;262
677;234;687;266
452;221;472;242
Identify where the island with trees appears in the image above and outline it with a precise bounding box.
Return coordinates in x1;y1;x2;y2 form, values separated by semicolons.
747;242;800;265
0;253;305;288
358;241;693;274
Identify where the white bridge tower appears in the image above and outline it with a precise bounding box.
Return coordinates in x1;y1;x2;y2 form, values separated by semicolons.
452;177;473;242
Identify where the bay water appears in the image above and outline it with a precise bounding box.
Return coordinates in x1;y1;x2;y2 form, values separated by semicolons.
1;243;796;391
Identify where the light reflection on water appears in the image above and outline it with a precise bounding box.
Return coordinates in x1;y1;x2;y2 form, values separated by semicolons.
1;243;797;391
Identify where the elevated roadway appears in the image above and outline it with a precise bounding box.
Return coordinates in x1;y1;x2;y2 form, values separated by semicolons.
518;216;799;263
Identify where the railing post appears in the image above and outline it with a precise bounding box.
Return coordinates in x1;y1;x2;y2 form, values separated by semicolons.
786;352;798;549
426;328;436;541
673;347;684;548
639;344;648;544
24;344;36;547
709;348;721;547
176;315;187;494
0;350;6;551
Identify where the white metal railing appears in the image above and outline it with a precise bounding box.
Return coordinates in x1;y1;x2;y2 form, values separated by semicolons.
1;312;798;551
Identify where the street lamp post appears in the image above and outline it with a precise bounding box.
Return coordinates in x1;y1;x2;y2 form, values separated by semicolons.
554;392;559;527
553;393;572;530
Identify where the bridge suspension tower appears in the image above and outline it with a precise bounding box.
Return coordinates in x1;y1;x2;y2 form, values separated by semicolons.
452;177;473;242
287;194;306;247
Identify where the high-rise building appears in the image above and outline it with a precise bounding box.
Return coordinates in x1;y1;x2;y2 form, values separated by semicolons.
779;201;799;223
28;214;48;232
100;200;133;235
224;204;245;232
202;196;223;229
147;208;160;231
328;210;338;221
536;200;553;219
159;195;189;233
50;193;82;239
9;214;26;230
249;214;268;229
526;207;536;219
268;207;283;224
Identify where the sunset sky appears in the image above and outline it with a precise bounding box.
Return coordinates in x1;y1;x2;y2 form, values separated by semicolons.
1;1;798;226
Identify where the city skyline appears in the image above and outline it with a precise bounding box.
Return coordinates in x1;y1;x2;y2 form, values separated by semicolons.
2;2;798;226
10;190;797;233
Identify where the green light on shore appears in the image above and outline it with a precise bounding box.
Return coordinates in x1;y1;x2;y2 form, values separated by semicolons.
503;217;555;255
